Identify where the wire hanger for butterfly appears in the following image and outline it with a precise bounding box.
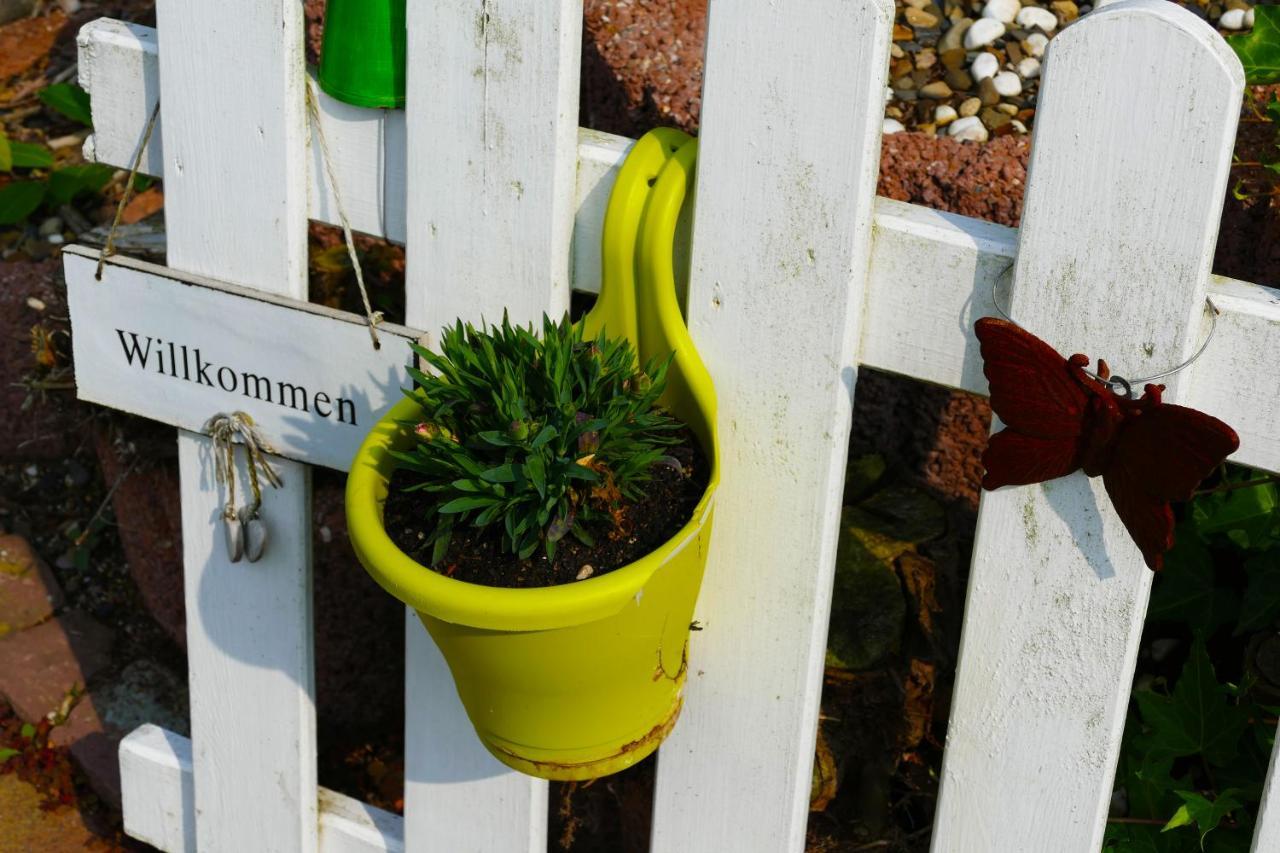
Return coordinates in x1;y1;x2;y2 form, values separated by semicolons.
92;81;384;564
991;262;1220;400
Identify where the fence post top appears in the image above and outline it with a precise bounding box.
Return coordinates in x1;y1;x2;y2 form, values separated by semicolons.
1057;0;1244;86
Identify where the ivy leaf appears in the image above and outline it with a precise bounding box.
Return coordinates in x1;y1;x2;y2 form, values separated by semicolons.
1118;747;1185;820
38;83;93;127
1191;477;1278;551
1148;526;1238;633
0;181;47;225
1238;551;1280;634
1162;789;1244;847
0;132;11;172
1228;6;1280;84
1133;638;1250;767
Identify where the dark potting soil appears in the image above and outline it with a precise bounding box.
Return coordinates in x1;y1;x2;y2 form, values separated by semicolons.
382;427;709;588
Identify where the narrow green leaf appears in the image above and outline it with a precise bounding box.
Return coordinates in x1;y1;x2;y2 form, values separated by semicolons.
38;83;93;126
438;495;500;513
480;463;519;483
525;454;546;499
0;132;11;172
47;163;114;206
0;747;18;761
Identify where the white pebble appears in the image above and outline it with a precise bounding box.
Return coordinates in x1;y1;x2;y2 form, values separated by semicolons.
934;104;958;126
47;234;64;245
1218;8;1247;29
1024;32;1049;58
885;86;894;103
1016;6;1058;31
1011;119;1028;134
949;116;990;142
970;51;999;82
576;564;595;580
992;70;1022;96
964;17;1006;49
1246;8;1255;26
1017;57;1041;79
981;0;1020;23
883;118;906;135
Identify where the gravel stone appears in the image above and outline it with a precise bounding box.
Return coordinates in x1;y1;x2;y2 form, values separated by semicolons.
946;67;974;90
958;96;983;117
981;0;1020;22
884;118;907;135
992;70;1022;96
1050;0;1080;22
906;6;940;26
1016;5;1058;31
0;536;63;637
938;17;973;52
934;104;959;126
963;16;1005;47
1017;56;1042;79
949;115;990;142
1218;7;1247;27
970;51;999;81
920;80;954;98
1024;32;1049;57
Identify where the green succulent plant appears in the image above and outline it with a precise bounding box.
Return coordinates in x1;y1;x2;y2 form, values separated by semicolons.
392;313;683;566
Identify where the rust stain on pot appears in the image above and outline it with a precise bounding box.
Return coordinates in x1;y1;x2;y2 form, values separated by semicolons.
653;634;689;682
486;700;682;776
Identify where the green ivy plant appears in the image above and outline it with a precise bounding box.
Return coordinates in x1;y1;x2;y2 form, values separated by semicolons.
1104;468;1280;853
1228;8;1280;199
393;313;681;565
0;83;116;226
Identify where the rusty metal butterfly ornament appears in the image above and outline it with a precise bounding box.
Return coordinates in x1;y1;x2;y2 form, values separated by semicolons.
974;303;1239;572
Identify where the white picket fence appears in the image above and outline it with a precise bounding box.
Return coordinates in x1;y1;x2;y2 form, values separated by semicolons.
63;0;1280;850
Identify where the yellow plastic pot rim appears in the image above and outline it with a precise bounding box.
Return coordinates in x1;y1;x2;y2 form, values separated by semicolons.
346;395;718;633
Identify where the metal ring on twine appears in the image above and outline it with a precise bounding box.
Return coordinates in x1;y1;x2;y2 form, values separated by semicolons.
203;412;283;563
990;262;1219;399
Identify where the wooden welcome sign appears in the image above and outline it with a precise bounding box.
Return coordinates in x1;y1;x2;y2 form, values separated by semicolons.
63;245;420;471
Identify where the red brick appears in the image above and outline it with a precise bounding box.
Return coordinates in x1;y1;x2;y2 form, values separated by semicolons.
0;612;112;723
0;534;63;637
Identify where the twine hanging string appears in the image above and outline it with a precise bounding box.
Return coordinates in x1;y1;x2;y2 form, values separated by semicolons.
305;78;383;350
96;100;162;281
991;262;1219;399
203;411;284;510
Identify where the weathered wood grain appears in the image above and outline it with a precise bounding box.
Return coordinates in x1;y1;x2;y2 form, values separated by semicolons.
646;1;893;851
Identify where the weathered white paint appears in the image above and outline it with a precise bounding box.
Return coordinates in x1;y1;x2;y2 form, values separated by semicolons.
119;724;405;853
151;0;318;851
120;724;194;852
933;3;1244;851
397;1;582;850
77;18;162;175
63;247;416;472
648;1;892;851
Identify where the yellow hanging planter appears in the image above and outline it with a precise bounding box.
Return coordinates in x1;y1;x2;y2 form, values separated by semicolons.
345;129;718;780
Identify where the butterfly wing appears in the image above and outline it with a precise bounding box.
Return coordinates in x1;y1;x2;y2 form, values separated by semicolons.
975;318;1092;439
974;318;1092;489
1102;399;1238;570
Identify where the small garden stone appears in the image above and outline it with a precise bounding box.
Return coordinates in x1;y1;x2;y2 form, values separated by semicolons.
1017;57;1041;79
964;17;1005;48
949;115;989;142
1025;32;1049;57
992;70;1022;96
883;118;906;134
971;51;999;81
1016;5;1058;32
981;0;1020;24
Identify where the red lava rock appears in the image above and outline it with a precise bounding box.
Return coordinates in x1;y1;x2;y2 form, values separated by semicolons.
0;257;81;462
877;132;1030;228
0;612;113;724
0;534;64;637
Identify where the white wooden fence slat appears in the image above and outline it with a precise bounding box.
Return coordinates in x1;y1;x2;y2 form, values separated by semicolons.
120;724;194;852
399;2;581;850
150;0;317;850
932;3;1244;850
647;1;892;850
76;18;162;175
1252;736;1280;852
119;724;406;853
